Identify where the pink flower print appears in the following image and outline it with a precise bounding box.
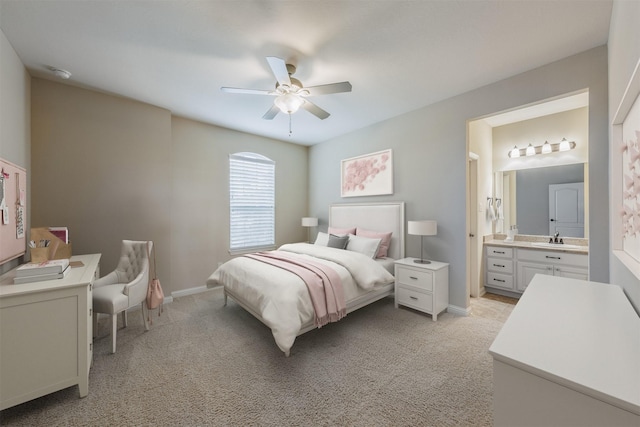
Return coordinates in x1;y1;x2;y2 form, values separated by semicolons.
342;152;390;194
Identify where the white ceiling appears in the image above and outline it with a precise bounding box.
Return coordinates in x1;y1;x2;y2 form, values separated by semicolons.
0;0;612;146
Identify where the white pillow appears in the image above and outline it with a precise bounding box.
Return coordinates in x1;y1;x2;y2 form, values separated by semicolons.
314;231;329;246
346;234;382;258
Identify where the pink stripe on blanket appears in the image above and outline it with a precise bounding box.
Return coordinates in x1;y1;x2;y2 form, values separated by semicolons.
244;251;346;327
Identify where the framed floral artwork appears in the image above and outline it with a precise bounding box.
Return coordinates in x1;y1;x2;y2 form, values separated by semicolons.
613;59;640;279
341;149;393;197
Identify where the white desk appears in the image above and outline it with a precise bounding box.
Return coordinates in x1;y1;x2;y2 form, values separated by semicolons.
489;275;640;426
0;254;101;410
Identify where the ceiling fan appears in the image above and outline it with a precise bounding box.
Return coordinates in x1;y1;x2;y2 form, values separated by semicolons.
221;56;352;121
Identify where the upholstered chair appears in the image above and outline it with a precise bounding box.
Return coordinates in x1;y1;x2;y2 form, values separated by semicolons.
93;240;152;353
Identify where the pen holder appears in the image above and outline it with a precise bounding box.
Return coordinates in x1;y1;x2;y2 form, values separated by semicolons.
30;247;50;263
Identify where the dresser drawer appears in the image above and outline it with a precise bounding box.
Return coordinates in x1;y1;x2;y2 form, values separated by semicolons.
486;246;513;258
396;285;433;312
486;272;514;290
396;266;433;291
518;248;588;267
487;257;514;274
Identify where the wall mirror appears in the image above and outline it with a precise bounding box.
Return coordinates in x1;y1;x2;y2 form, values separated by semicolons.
497;163;588;238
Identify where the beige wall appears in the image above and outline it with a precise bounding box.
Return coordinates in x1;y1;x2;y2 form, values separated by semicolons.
170;116;308;291
29;80;309;294
0;29;30;275
492;107;589;172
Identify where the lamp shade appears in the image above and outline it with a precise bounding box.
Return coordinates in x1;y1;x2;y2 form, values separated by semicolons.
274;93;304;114
408;220;437;236
301;217;318;227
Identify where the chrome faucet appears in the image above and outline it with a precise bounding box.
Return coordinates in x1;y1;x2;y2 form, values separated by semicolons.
549;232;563;244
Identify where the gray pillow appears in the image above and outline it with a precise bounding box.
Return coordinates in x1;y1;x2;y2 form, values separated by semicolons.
327;234;349;249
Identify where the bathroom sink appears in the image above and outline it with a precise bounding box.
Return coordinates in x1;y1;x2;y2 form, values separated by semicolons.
530;242;583;250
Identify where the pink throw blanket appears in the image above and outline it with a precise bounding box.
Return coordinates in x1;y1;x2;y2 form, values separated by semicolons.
244;251;346;327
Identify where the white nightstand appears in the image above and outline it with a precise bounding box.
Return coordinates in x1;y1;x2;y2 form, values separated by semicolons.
394;257;449;321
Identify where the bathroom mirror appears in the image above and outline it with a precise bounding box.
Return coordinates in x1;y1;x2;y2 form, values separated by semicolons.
497;163;587;238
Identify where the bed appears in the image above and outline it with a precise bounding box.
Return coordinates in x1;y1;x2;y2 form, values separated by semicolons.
206;202;405;356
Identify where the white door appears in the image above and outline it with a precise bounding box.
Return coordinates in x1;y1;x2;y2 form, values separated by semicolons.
549;182;584;237
467;155;480;298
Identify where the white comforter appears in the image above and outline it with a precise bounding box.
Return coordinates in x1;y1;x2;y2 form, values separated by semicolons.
206;243;394;354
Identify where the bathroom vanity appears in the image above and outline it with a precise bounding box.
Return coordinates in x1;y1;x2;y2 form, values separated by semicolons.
484;237;587;297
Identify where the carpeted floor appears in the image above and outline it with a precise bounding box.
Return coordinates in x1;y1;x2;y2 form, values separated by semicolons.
0;288;514;426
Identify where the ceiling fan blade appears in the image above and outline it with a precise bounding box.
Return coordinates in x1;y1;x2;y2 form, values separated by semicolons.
302;100;330;120
266;56;291;87
221;87;275;95
304;81;352;96
262;104;280;120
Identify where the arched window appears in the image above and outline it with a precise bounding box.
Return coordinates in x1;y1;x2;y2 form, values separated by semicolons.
229;152;275;253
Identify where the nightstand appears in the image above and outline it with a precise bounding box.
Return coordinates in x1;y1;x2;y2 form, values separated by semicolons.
394;257;449;321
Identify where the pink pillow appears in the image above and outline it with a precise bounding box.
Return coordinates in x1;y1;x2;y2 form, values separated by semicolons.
328;226;356;236
356;228;392;258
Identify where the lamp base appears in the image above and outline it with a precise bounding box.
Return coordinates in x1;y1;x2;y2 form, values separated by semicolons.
414;259;431;264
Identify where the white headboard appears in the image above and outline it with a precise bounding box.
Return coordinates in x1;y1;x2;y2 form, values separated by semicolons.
329;202;405;259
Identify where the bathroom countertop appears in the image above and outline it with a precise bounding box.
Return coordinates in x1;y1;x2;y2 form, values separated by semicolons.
484;236;588;255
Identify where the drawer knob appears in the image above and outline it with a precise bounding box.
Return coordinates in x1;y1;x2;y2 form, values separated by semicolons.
495;251;505;254
409;276;418;280
493;264;505;268
409;296;418;300
494;278;505;283
546;256;561;260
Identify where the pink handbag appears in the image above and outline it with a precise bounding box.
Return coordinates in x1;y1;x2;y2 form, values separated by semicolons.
146;242;164;322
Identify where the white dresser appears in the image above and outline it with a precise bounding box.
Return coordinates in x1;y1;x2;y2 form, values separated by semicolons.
0;254;101;410
394;258;449;321
489;275;640;426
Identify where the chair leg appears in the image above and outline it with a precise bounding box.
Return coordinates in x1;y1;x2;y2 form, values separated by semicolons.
123;309;128;328
110;314;117;354
142;301;150;331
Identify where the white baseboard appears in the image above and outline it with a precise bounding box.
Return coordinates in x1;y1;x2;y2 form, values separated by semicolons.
448;304;471;317
171;285;211;298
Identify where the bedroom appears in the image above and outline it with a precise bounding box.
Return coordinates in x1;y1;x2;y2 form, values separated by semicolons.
0;0;638;424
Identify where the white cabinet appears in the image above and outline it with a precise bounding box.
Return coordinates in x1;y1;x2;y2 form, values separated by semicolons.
516;248;588;292
485;246;515;291
0;254;101;410
394;258;449;321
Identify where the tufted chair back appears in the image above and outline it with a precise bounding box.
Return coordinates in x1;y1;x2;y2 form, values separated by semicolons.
114;240;151;303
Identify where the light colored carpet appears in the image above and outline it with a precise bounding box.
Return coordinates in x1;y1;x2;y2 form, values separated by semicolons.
0;288;512;426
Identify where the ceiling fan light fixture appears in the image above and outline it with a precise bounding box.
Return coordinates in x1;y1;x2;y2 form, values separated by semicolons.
274;93;304;114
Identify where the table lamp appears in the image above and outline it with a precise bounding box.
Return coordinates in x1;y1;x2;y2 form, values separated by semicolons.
301;217;318;243
408;220;437;264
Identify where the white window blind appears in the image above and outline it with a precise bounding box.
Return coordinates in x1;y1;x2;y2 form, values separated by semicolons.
229;152;275;253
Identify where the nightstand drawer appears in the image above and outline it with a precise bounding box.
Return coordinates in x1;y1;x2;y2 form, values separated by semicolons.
487;257;514;274
396;286;433;312
396;267;433;291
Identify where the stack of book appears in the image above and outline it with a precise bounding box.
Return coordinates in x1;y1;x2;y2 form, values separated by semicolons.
14;258;70;284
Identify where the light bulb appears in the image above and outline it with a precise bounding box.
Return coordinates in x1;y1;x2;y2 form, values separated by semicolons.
541;141;552;154
525;144;535;156
510;146;520;158
274;93;304;114
559;138;571;152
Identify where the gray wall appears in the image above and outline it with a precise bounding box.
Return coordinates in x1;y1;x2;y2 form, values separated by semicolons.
310;46;609;312
0;29;30;275
28;79;309;294
608;0;640;311
516;164;584;236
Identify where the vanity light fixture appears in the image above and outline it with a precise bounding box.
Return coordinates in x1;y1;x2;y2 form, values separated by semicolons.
507;138;576;158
